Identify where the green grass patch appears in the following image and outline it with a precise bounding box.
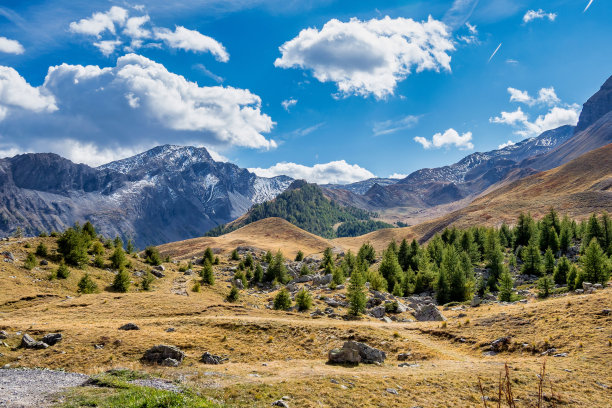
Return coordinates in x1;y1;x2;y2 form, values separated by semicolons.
60;369;220;408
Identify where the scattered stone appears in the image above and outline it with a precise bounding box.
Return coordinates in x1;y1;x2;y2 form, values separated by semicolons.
382;316;392;323
272;400;289;408
0;331;7;339
118;323;140;331
370;306;385;318
41;333;62;346
20;334;48;349
142;344;185;365
161;358;180;367
40;259;48;266
471;295;482;307
94;344;104;349
482;351;497;356
155;265;165;271
553;353;568;357
201;352;226;365
414;304;446;322
386;388;398;395
166;327;176;332
398;363;420;368
150;269;165;278
313;274;332;286
397;353;412;361
490;337;511;352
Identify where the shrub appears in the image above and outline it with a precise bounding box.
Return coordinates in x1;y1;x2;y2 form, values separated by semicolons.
144;246;162;266
141;271;155;291
497;269;514;302
367;270;387;292
200;261;215;285
331;266;345;285
126;239;135;254
384;301;399;313
91;241;105;256
57;261;70;279
295;288;313;311
231;249;240;261
273;288;292;310
253;263;264;283
295;250;304;262
234;271;247;288
24;253;37;270
113;268;131;292
78;273;98;294
553;256;570;285
202;247;214;265
300;263;311;276
213;256;220;265
35;242;48;257
244;253;254;268
110;247;127;270
57;226;91;268
93;254;105;268
537;275;554;298
226;286;239;302
192;282;201;292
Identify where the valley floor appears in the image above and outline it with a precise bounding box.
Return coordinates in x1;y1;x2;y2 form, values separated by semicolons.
1;239;611;408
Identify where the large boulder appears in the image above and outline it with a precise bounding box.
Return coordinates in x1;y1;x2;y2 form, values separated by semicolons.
370;306;385;318
313;274;332;286
142;345;185;365
343;341;386;364
200;352;226;364
414;304;446;321
20;334;48;349
41;333;62;346
328;347;361;365
118;323;140;331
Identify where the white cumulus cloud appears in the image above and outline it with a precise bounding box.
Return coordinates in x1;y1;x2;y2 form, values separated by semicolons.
153;26;229;62
523;9;557;24
508;86;560;106
0;66;57;120
249;160;375;184
274;16;455;99
0;36;25;54
281;98;298;111
490;106;580;137
0;54;276;165
498;140;515;149
69;6;128;37
414;128;474;150
388;173;408;179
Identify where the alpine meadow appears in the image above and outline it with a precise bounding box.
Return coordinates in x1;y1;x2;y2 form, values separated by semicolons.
0;1;611;407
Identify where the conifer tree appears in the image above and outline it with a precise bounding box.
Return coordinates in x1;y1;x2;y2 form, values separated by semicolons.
231;249;240;261
559;226;571;254
514;212;535;248
24;253;37;270
78;273;98;294
584;213;603;250
110;246;127;270
378;248;403;292
35;242;48;257
521;238;542;276
581;239;610;284
113;268;130;292
537;275;554;298
435;263;450;305
273;288;292;310
567;264;578;290
357;242;376;265
497;268;514;302
398;239;411;271
553;256;570;285
544;248;556;275
295;250;304;262
57;261;70;279
443;246;470;302
332;266;345;285
203;247;215;265
126;239;135;254
295;288;312;311
347;267;367;316
201;260;215;285
253;262;264;283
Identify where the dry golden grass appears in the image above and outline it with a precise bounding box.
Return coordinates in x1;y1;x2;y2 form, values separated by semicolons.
158;217;333;260
1;236;611;407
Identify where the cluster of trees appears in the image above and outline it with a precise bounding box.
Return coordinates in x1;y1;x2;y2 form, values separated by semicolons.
22;222;163;294
356;209;611;305
336;220;394;238
205;182;390;239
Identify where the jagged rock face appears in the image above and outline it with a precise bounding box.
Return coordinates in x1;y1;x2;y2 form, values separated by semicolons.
0;145;292;247
575;75;612;133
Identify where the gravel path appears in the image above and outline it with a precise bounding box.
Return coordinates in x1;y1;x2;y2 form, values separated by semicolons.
0;368;89;408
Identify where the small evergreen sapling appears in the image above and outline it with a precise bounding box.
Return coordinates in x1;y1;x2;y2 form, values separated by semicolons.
295;288;312;311
113;268;131;292
273;288;292;310
78;273;98;294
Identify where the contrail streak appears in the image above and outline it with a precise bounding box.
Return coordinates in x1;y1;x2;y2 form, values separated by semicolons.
488;43;502;63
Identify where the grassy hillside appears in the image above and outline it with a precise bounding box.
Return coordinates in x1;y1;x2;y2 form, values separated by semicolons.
205;181;393;239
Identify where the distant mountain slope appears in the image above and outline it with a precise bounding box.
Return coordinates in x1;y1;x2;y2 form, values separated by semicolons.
159;217;333;260
334;143;612;251
323;178;398;194
325;125;574;210
206;180;393;239
0;145;292;247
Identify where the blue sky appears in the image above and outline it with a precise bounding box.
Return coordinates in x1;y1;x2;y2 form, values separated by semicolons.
0;0;610;183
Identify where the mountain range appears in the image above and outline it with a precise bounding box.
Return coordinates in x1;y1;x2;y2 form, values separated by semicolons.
0;74;611;247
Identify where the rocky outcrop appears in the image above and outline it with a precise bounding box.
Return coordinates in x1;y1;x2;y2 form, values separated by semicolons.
328;341;386;365
141;344;185;366
413;304;446;322
575;75;612;133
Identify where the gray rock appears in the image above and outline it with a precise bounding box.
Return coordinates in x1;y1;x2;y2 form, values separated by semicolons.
40;259;48;266
20;334;48;349
370;306;385;318
0;331;7;339
155;265;166;272
118;323;140;331
397;353;412;361
414;304;446;322
41;333;62;346
313;274;332;286
272;400;289;408
328;347;361;365
491;337;511;352
386;388;398;395
166;327;176;332
142;344;185;365
234;279;244;290
201;352;226;364
150;269;165;278
161;358;180;367
471;296;481;307
343;341;386;364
